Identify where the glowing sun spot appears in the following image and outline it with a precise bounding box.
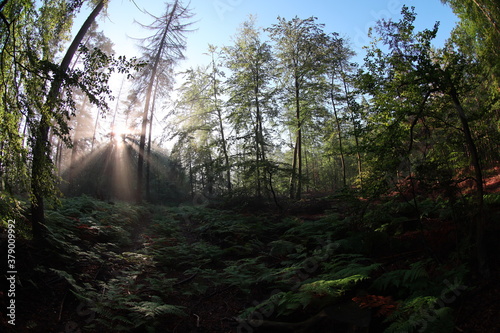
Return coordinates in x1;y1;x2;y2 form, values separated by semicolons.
112;123;129;138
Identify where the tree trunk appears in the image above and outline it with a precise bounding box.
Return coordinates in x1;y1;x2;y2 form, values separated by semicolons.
295;75;302;200
340;62;362;187
146;79;159;201
211;52;231;192
91;106;99;151
30;0;105;242
330;88;346;187
137;0;178;203
69;95;89;182
254;83;264;197
289;135;298;199
449;86;488;277
290;72;302;199
110;75;125;139
55;138;63;176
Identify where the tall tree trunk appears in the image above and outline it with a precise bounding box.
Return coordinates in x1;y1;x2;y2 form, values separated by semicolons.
146;79;159;201
216;105;231;192
330;88;346;187
70;95;89;182
295;75;303;200
211;52;231;192
339;64;362;186
55;138;63;176
304;142;309;193
449;86;488;277
91;106;99;151
111;75;125;139
255;118;261;197
137;0;178;203
30;0;105;242
254;83;263;197
289;134;298;199
290;72;302;199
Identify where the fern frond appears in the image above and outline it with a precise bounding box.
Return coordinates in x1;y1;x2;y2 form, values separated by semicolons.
131;300;186;318
372;260;430;294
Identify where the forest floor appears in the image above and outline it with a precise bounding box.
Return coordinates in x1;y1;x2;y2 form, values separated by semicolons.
2;172;500;332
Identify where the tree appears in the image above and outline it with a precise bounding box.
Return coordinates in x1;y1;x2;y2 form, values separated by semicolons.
29;0;108;240
267;16;328;199
69;22;115;183
224;16;276;197
359;6;489;275
171;49;231;196
207;45;232;192
169;65;216;196
0;0;35;193
135;0;193;203
442;0;500;88
323;33;361;188
0;0;104;238
1;0;140;241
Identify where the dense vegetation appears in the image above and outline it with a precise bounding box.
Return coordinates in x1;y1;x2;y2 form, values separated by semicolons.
1;0;499;332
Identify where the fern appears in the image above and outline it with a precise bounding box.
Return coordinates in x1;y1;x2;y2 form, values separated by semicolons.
300;275;368;297
484;193;500;206
372;260;431;296
283;214;347;246
130;296;186;318
223;256;278;291
241;274;367;319
323;253;382;279
384;296;454;333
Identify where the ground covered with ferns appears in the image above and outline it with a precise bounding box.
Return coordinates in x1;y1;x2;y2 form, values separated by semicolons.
1;186;500;332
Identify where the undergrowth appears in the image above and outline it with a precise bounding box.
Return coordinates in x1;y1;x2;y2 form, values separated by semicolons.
6;192;484;332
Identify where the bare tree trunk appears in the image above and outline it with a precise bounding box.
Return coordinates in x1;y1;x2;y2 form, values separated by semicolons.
146;79;159;201
254;89;262;197
137;0;178;203
210;51;231;192
90;106;100;151
289;135;298;199
340;64;362;187
111;75;125;138
290;72;302;199
296;78;303;200
70;95;89;181
330;87;346;187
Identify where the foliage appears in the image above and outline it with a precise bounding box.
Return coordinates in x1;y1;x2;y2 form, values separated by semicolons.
442;0;500;90
384;297;454;333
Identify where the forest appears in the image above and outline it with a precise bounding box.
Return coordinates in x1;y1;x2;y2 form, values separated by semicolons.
1;0;500;332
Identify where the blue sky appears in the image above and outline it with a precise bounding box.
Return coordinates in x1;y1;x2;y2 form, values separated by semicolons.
97;0;459;69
